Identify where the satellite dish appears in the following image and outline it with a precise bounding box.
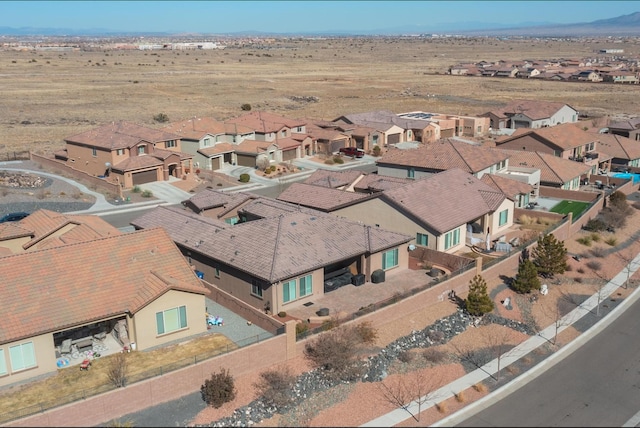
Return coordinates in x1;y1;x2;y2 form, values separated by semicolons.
105;162;111;168
408;244;417;251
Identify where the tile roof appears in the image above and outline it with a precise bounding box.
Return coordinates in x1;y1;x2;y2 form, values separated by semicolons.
182;189;257;214
113;154;163;171
480;174;534;201
64;121;182;150
0;228;206;344
497;149;591;185
376;138;509;174
495;123;597;151
381;168;506;234
608;118;640;131
198;142;236;156
226;111;306;133
238;197;325;219
234;139;276;154
163;116;254;139
594;132;640;161
303;169;364;188
0;222;33;241
277;182;375;212
352;174;415;192
488;99;575;120
130;206;412;283
304;123;350;141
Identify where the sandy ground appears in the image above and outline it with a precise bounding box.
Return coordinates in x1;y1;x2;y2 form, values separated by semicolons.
190;199;640;427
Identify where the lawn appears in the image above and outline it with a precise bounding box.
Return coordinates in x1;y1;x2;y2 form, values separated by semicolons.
549;200;590;217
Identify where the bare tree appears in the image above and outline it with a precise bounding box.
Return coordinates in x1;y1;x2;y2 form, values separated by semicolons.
376;369;444;422
482;325;515;382
107;351;128;388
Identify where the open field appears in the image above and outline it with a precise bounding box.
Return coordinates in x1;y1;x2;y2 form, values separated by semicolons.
2;37;640;159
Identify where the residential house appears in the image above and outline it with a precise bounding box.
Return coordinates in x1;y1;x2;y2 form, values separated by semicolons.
482;99;579;131
602;70;639;84
494;67;519;78
54;121;193;189
130;205;413;315
591;132;640;169
375;138;511;180
162;117;255;171
517;67;541;78
398;111;490;139
0;209;120;256
493;123;612;175
0;227;208;388
303;122;352;156
607;117;640;141
571;70;603;82
305;118;382;154
480;174;535;209
333;111;409;146
225;111;307;141
278;168;514;254
497;149;592;190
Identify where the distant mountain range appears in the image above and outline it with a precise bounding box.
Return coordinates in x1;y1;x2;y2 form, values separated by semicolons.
1;12;639;38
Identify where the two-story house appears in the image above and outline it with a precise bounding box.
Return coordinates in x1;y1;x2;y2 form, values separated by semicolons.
482;99;579;131
55;121;193;189
607;117;640;141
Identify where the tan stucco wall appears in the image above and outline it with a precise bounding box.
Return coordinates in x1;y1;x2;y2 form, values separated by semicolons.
0;333;56;389
488;199;515;237
65;143;114;177
0;236;31;254
334;198;436;249
497;135;559;155
132;290;207;351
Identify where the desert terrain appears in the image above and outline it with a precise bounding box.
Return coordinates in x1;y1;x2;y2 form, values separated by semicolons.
2;36;640;159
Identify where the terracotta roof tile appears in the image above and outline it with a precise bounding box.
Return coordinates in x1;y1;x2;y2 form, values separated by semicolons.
277;183;375;211
481;174;534;201
352;174;414;192
239;197;325;219
182;189;257;213
382;169;506;234
487;99;574;120
65;121;182;150
303;169;364;188
497;149;591;185
595;133;640;161
0;228;206;344
198;142;236;156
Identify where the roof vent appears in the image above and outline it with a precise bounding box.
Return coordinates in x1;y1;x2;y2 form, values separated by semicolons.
291;221;297;226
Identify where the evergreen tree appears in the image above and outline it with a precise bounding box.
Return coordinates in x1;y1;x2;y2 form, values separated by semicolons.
512;259;541;294
465;274;494;316
532;233;568;278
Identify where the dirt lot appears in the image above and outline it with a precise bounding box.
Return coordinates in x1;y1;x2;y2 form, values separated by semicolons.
2;37;640;159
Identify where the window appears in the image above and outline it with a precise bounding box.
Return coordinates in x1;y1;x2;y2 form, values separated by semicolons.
225;216;239;225
166;140;176;148
92;148;97;157
296;126;303;132
282;280;296;303
281;130;287;137
138;145;145;155
499;209;508;226
407;168;415;179
156;306;187;335
382;248;399;270
416;233;428;246
372;135;379;145
251;279;263;298
299;274;312;297
215;267;220;278
0;349;6;375
477;126;482;133
9;342;36;372
204;138;211;147
444;228;460;250
116;149;124;156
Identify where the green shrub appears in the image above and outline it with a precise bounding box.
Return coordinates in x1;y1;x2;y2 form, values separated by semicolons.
132;185;141;193
324;158;335;165
153;112;169;123
241;103;252;111
333;156;344;164
372;145;382;157
296;322;309;337
277;311;286;318
201;368;236;408
576;236;592;246
141;190;153;198
270;165;277;172
605;237;617;246
590;233;601;242
239;173;250;183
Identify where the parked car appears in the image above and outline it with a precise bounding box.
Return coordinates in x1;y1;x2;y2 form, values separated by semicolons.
0;212;30;223
338;147;365;158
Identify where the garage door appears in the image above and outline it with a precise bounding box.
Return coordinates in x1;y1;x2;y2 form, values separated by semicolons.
387;133;401;145
236;154;254;167
132;170;157;185
282;148;297;161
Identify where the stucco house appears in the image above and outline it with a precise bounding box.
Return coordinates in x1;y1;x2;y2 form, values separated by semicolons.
130;205;412;315
482;100;579;131
277;168;514;254
592;132;640;169
333;111;409;146
54;121;193;189
607;117;640;141
162;116;255;171
0;227;208;388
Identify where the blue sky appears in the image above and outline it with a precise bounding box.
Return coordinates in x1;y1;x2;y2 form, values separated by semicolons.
2;1;638;34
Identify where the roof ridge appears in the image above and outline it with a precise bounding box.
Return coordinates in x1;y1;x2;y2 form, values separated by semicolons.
268;214;285;282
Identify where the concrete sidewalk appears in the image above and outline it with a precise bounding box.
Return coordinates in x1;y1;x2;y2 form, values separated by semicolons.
362;251;640;427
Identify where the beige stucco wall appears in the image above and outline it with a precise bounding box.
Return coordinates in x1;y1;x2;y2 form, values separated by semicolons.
0;236;31;254
334;198;436;249
0;333;56;389
487;199;515;237
132;290;207;351
65;143;114;177
497;135;560;155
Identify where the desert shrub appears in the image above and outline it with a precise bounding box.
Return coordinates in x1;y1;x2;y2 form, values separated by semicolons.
609;190;628;209
426;330;445;343
576;236;592;246
296;322;309;337
35;190;49;200
605;237;617;246
586;260;602;271
303;321;378;381
270;165;277;172
264;168;271;175
333;156;344;164
575;277;583;283
398;350;414;363
577;267;585;274
107;352;128;388
590;247;606;258
565;264;573;271
436;402;447;413
422;348;447;364
632;201;640;210
324;158;335;165
72;191;82;199
454;391;465;403
141;190;153;198
353;320;378;344
59;191;66;196
517;214;533;225
241;103;252;111
132;185;141;193
253;366;296;408
583;218;606;232
590;233;601;242
153;112;169;123
472;383;487;393
201;368;236;408
239;173;250;183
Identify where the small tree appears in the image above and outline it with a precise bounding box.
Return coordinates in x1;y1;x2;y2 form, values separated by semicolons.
511;259;541;294
106;352;128;388
465;274;494;316
253;365;297;408
201;368;237;408
372;145;382;157
376;370;443;422
532;233;568;278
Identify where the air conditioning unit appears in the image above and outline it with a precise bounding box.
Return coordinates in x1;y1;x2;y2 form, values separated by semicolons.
408;244;417;251
351;274;365;286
